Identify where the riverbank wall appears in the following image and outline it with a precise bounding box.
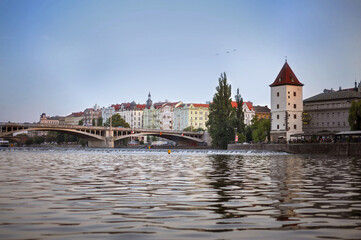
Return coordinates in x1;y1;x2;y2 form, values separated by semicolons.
228;143;361;156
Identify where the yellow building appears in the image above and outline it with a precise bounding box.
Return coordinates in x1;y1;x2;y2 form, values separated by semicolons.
173;103;209;131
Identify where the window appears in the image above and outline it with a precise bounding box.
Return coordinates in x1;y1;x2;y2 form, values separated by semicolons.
277;115;279;119
288;96;290;99
294;104;297;109
293;92;296;97
294;114;296;119
277;104;279;109
294;125;297;129
288;103;290;105
277;92;279;97
277;125;279;129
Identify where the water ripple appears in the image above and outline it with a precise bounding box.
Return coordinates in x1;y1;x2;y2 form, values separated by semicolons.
0;149;360;239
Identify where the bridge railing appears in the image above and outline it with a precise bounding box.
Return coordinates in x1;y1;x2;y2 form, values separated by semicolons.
1;122;206;135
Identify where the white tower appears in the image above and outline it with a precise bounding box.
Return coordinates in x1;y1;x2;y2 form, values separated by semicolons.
270;61;304;142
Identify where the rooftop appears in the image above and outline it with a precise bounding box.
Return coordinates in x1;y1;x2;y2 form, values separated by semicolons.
270;61;304;87
304;88;361;103
254;105;270;113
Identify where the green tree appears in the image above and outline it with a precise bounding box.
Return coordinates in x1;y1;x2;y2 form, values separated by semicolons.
33;136;45;145
183;126;205;132
78;138;87;147
105;114;130;128
233;88;245;137
25;137;33;145
348;100;361;130
206;72;236;149
45;132;57;143
245;125;253;142
92;118;96;126
56;132;65;144
65;134;78;143
97;116;103;126
251;117;271;142
78;119;84;126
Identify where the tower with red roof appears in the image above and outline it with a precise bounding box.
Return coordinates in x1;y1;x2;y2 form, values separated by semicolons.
270;61;304;142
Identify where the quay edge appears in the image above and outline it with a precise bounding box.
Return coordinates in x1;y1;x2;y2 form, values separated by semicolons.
228;143;361;156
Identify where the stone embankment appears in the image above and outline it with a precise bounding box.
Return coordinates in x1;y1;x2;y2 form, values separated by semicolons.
228;143;361;156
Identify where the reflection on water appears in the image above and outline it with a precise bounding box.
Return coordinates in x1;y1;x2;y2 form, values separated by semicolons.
0;149;360;240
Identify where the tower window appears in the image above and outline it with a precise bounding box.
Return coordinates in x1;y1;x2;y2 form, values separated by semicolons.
277;104;279;109
277;92;279;97
277;115;279;119
277;125;279;129
294;114;296;119
293;92;296;97
294;125;297;129
294;104;297;109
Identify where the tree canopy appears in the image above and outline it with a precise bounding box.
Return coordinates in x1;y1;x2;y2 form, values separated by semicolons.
234;88;245;137
251;117;271;142
183;126;205;132
206;72;236;149
105;114;130;128
348;99;361;130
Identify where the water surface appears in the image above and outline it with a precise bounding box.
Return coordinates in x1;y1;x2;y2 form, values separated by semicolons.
0;148;360;239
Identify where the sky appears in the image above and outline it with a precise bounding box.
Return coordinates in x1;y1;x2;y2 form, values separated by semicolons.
1;0;361;123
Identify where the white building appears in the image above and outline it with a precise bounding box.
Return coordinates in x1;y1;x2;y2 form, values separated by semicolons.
116;102;146;128
270;61;304;142
101;106;115;125
231;101;255;126
159;102;182;130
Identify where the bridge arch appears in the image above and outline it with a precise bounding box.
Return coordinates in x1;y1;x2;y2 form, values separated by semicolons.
0;127;104;141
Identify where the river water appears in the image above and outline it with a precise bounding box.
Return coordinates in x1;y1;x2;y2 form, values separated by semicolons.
0;148;360;240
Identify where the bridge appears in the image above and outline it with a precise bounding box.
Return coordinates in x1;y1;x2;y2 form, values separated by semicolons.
0;123;211;148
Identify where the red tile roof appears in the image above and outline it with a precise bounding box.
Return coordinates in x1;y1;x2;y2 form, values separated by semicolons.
244;101;254;111
231;101;254;111
111;104;122;111
192;103;209;108
136;104;146;110
270;62;304;87
231;101;238;108
68;112;83;117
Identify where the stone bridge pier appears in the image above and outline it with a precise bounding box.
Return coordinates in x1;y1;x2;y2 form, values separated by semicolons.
88;129;114;148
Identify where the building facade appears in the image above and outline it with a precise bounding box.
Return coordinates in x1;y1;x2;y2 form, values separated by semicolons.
101;106;115;125
173;103;209;131
303;82;361;134
116;102;146;128
65;112;84;125
159;102;182;130
83;105;101;126
254;105;271;120
39;113;60;125
270;61;304;141
231;101;256;126
143;102;164;129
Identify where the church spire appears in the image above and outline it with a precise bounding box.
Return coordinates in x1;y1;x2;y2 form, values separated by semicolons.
146;92;152;109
